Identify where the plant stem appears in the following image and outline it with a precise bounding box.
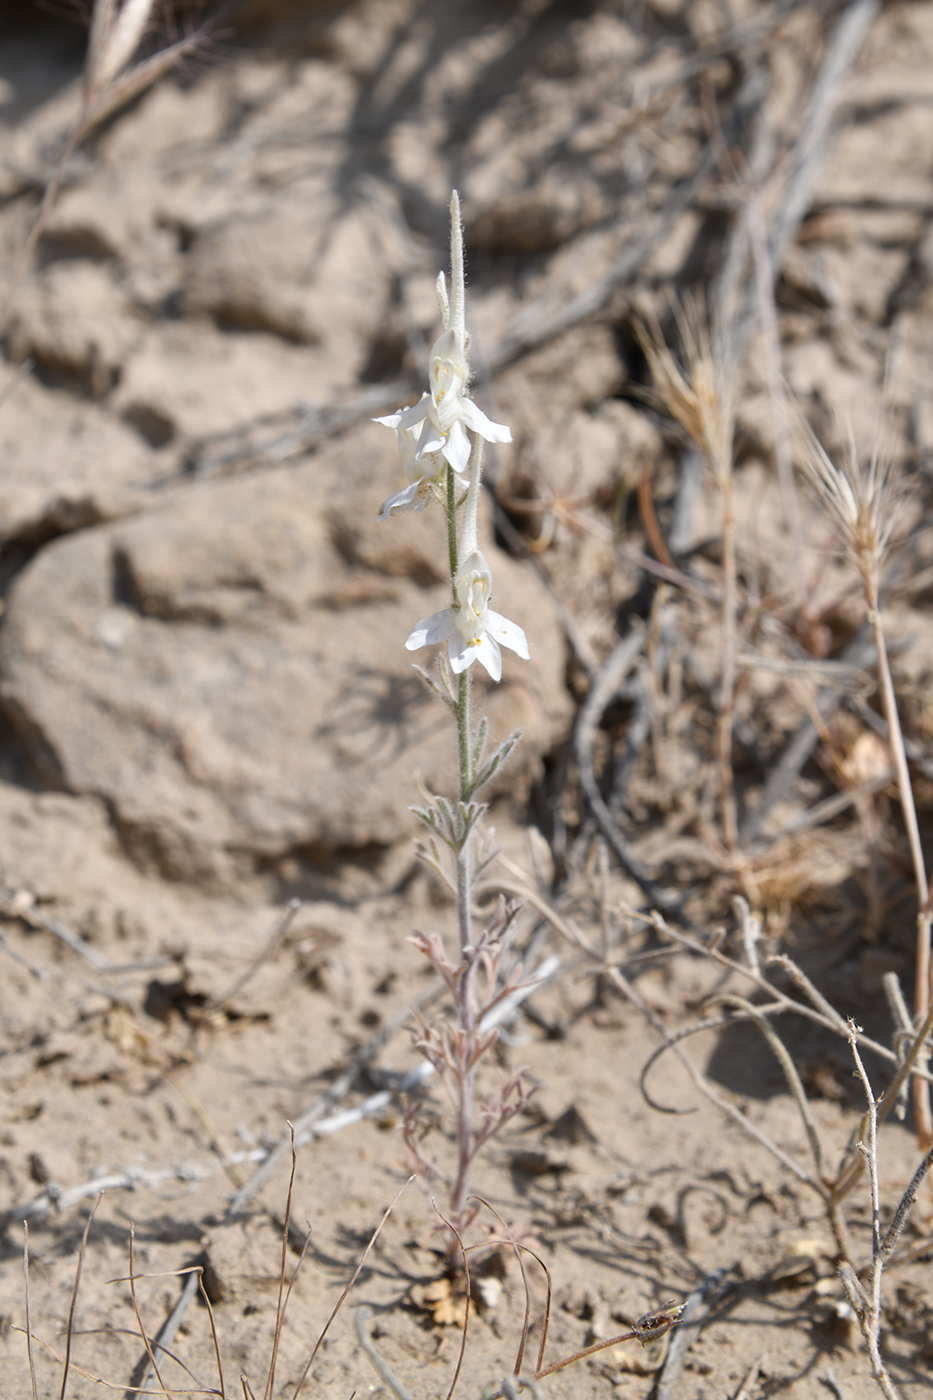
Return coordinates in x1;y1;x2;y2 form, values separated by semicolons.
457;670;471;803
847;1028;904;1400
718;467;738;852
445;459;477;1226
452;646;476;1226
871;607;932;1149
446;465;459;594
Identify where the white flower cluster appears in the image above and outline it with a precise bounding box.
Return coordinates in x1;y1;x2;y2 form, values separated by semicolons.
376;192;529;683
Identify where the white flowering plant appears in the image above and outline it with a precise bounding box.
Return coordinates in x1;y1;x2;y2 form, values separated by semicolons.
377;191;533;1229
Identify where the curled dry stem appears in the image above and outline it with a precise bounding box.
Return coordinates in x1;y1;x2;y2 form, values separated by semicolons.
653;916;932;1082
713;994;827;1183
611;965;819;1189
431;1201;472;1400
355;1308;417;1400
125;1224;170;1399
262;1126;304;1400
469;1195;548;1379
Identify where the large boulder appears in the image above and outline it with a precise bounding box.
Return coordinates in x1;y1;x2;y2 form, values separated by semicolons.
0;424;570;884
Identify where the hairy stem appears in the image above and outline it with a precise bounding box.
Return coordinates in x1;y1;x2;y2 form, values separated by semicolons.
452;634;476;1225
445;450;477;1227
446;464;459;595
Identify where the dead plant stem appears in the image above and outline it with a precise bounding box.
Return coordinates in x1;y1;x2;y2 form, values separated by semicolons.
845;1028;902;1400
355;1308;417;1400
870;608;932;1149
291;1179;415;1400
608;966;818;1189
718;468;739;851
22;1225;38;1400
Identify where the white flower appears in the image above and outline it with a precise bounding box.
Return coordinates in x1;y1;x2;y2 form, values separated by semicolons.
377;326;511;483
376;190;511;501
405;549;529;683
376;476;434;519
374;414;446;519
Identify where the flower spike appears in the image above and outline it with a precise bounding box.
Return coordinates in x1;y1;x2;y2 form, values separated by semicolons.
373;189;532;1229
374;190;511;501
405;439;529;681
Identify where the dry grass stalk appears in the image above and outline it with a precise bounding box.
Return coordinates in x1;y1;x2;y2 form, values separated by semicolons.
17;1153;417;1398
519;877;933;1399
22;1224;38;1400
635;897;933;1395
841;1024;904;1400
635;912;933;1224
86;0;156;101
797;425;931;1148
636;298;739;852
797;427;905;608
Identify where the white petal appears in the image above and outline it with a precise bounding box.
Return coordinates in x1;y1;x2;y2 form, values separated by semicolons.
406;608;456;651
448;632;475;673
373;409;406;428
377;481;425;521
442;419;472;475
487;610;529;660
396;396;431;431
473;634;503;682
415;413;445;458
460;398;512;445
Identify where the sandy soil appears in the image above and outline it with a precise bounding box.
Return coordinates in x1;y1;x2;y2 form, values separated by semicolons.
1;1;933;1397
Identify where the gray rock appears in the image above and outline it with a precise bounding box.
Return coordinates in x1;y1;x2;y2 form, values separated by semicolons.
183;199;399;371
6;261;144;396
0;426;570;885
0;370;158;542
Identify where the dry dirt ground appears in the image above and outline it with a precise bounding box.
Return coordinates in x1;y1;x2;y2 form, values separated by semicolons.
1;1;933;1396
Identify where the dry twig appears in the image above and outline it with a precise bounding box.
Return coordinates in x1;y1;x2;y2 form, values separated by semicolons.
840;1026;902;1400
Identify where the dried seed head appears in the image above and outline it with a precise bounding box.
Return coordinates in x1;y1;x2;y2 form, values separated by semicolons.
796;419;907;609
87;0;156;96
81;0;205;137
635;294;735;486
